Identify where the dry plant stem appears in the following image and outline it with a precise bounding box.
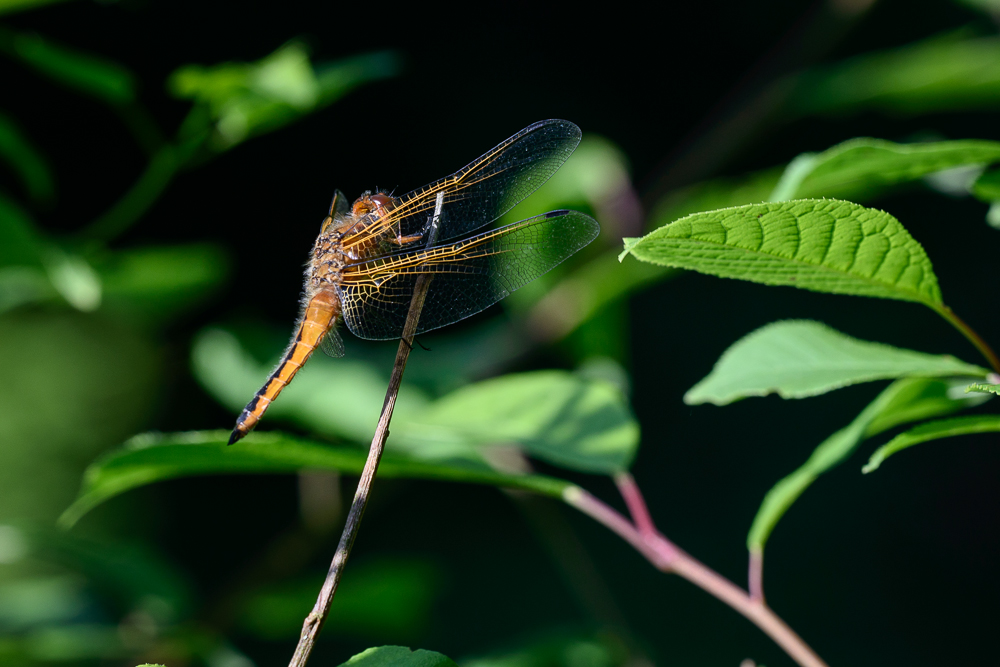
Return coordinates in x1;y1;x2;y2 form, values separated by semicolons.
287;275;432;667
565;483;828;667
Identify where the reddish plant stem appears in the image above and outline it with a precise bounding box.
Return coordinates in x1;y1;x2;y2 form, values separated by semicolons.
614;472;657;537
562;485;828;667
749;549;765;603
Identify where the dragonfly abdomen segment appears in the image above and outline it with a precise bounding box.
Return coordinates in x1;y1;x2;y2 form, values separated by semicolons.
228;290;341;444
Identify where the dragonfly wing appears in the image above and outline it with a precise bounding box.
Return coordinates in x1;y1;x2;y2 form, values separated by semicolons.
319;327;346;358
357;120;582;249
338;210;599;340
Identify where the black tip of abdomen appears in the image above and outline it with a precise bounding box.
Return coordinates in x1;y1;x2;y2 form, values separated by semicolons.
228;429;244;445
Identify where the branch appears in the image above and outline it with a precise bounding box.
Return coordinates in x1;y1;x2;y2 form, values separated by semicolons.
563;484;828;667
287;275;433;667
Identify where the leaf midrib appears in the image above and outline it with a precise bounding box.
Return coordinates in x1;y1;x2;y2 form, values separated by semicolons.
636;232;938;306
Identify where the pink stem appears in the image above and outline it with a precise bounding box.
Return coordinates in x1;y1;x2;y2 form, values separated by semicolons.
614;472;657;536
563;486;828;667
749;549;765;603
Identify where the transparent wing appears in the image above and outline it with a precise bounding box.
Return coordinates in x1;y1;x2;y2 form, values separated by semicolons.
344;120;582;252
319;327;345;357
338;210;599;340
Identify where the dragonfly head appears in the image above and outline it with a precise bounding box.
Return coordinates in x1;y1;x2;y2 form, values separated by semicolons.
351;191;394;218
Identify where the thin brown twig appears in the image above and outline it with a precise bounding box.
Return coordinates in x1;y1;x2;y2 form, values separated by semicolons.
563;483;828;667
287;274;433;667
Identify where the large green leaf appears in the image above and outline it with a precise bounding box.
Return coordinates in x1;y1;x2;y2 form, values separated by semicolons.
620;199;942;307
747;376;985;551
194;329;639;474
402;371;639;473
0;28;134;104
59;431;573;527
686;320;987;405
863;415;1000;473
339;646;457;667
770;139;1000;202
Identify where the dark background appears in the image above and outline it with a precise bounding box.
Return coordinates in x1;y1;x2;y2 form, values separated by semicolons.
4;0;1000;665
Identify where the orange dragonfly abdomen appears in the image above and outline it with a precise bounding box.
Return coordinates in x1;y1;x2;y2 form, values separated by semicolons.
228;289;341;444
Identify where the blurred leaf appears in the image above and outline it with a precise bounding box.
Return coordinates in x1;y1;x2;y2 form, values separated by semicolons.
23;623;128;660
426;366;636;471
43;247;101;311
747;375;983;551
341;646;458;667
685;320;987;405
786;34;1000;116
971;167;1000;202
865;376;990;435
192;328;431;444
0;311;160;522
97;243;228;326
402;371;638;474
863;415;1000;472
238;558;438;641
170;45;399;151
0;27;135;104
966;381;1000;395
0;0;73;15
620;199;942;307
59;431;574;527
195;329;638;474
0;576;88;631
8;524;192;619
771;138;1000;202
0;110;54;202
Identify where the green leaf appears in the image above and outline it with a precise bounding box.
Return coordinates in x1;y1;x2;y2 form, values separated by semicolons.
686;320;987;405
59;431;573;527
0;111;54;202
620;199;942;307
194;329;639;474
169;45;399;150
402;371;639;474
786;34;1000;116
965;382;1000;395
863;415;1000;473
772;138;1000;202
972;166;1000;201
0;28;135;104
192;328;432;445
340;646;457;667
747;376;984;551
865;377;990;436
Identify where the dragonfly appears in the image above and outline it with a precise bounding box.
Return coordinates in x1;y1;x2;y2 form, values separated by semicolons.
229;119;600;444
